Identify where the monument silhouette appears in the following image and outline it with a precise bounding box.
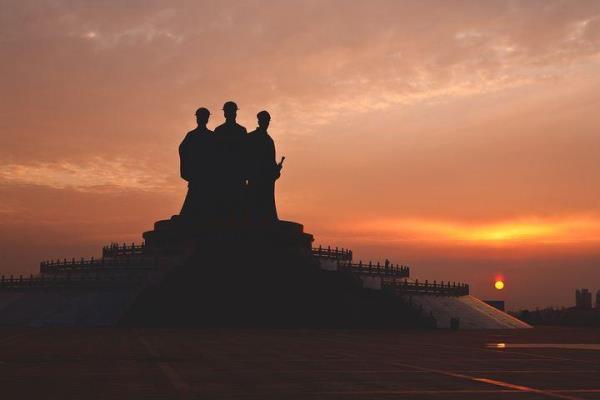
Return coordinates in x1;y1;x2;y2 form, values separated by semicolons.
178;103;282;223
0;101;530;329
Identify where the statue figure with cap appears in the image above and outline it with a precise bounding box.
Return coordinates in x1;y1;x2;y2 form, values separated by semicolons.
213;101;248;219
247;110;283;222
179;107;215;219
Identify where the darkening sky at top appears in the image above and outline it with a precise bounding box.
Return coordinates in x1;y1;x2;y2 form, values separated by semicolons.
1;0;600;309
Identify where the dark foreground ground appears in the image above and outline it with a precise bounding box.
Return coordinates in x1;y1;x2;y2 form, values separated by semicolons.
1;327;600;399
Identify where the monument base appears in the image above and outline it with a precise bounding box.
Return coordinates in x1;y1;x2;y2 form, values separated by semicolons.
121;216;429;327
142;215;313;254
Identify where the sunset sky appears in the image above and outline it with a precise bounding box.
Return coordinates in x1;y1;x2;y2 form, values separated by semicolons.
1;0;600;309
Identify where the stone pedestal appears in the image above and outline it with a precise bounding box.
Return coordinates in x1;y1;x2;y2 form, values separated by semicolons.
123;216;325;326
142;215;314;256
121;216;431;328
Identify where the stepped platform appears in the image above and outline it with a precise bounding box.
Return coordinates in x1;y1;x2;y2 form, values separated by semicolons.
0;215;527;329
121;218;430;327
0;289;141;326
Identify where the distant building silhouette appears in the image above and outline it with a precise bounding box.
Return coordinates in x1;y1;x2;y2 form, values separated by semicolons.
575;288;592;309
596;290;600;309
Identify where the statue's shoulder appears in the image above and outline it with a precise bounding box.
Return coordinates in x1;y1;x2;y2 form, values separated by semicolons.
214;123;227;134
179;130;196;147
198;128;214;137
187;127;204;136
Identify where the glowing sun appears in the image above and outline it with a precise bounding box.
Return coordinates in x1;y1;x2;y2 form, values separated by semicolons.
494;280;505;290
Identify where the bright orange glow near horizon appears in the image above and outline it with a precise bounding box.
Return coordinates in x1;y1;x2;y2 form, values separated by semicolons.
495;280;505;290
349;216;600;246
2;1;600;310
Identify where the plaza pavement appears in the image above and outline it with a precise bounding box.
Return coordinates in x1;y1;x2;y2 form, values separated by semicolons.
1;326;599;399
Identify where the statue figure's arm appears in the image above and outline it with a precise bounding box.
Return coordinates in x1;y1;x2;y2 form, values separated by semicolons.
179;139;190;182
269;138;282;180
269;138;277;166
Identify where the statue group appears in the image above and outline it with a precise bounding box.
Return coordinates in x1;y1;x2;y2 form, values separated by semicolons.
179;101;283;223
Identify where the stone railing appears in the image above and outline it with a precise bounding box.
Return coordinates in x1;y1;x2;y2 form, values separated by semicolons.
103;242;146;258
384;279;469;296
338;260;410;278
311;245;353;261
40;256;156;273
104;242;355;261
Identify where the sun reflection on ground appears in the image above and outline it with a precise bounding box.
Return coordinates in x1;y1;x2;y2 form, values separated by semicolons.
486;343;600;350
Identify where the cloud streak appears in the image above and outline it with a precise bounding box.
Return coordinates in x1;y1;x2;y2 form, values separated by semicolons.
344;215;600;246
0;158;174;192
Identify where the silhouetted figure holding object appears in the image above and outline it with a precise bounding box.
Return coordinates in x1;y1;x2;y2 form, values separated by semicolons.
214;101;248;220
247;110;282;222
179;107;214;218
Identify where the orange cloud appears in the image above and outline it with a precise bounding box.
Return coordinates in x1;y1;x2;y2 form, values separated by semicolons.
0;158;175;192
347;216;600;246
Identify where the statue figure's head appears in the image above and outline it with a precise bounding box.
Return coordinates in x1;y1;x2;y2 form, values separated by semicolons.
222;101;238;121
257;110;271;130
195;107;210;126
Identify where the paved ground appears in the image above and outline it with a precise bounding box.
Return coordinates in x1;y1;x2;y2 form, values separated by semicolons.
1;327;599;399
